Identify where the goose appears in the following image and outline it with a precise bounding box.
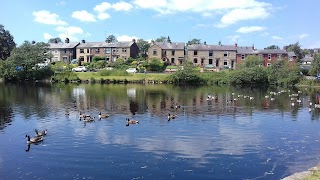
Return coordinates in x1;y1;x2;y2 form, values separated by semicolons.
25;135;43;144
168;113;177;121
175;105;181;110
35;129;47;136
79;112;91;119
99;112;110;119
249;97;254;100
83;116;95;122
126;118;139;126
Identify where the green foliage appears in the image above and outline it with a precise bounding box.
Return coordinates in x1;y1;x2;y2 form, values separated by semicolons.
48;37;62;43
187;38;201;45
267;60;301;85
137;39;150;56
51;61;70;72
92;56;105;62
53;71;79;82
147;58;165;72
105;34;117;43
155;36;167;42
238;55;263;68
309;54;320;76
285;42;304;61
98;69;129;76
0;24;16;60
88;60;106;69
229;67;268;84
264;45;280;50
168;61;204;84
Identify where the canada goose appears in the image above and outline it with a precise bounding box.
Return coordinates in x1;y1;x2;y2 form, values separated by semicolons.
126;118;139;125
79;112;91;119
249;97;254;100
168;113;177;121
83;116;95;122
25;135;43;144
35;129;47;136
99;112;110;119
175;105;181;110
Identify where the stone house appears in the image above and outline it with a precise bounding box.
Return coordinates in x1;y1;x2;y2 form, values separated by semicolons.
48;38;79;63
148;41;185;65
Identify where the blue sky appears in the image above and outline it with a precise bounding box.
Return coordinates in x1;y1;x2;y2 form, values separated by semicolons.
1;0;319;49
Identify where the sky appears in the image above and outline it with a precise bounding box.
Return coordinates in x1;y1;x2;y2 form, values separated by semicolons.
1;0;319;49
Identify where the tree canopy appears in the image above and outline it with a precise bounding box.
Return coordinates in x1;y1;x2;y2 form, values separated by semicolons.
284;42;304;61
238;55;263;68
48;37;62;43
0;24;16;60
155;36;167;42
264;45;280;50
309;54;320;76
105;35;117;43
136;39;150;57
187;38;201;45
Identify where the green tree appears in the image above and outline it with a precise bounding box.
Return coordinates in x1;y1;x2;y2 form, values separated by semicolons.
284;42;304;61
137;39;150;58
48;37;62;43
105;35;117;43
0;41;52;80
155;36;167;42
267;60;301;85
309;54;320;76
0;24;16;60
264;45;280;50
238;55;263;68
187;38;201;45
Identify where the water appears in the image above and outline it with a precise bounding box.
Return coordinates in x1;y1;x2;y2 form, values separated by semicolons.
0;83;320;180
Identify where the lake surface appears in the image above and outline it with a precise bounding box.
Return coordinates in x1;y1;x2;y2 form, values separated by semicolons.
0;83;320;180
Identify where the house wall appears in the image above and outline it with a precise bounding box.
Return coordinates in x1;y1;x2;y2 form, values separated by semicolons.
187;50;236;69
148;45;162;61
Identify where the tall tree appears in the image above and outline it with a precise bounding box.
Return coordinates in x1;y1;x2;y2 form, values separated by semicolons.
0;24;16;60
155;36;167;42
136;39;150;58
309;54;320;76
187;38;201;45
238;55;263;68
48;37;62;43
264;45;280;50
105;35;117;43
284;42;304;61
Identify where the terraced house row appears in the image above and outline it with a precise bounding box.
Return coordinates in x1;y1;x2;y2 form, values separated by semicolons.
48;38;297;69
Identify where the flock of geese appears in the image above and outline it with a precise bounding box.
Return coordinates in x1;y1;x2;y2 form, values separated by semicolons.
25;129;47;144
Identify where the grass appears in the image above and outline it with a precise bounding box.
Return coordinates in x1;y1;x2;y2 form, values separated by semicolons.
75;71;170;81
304;170;320;180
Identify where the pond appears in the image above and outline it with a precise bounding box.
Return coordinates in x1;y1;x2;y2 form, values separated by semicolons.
0;83;320;180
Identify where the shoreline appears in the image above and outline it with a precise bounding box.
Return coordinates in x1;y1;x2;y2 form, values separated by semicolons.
282;164;320;180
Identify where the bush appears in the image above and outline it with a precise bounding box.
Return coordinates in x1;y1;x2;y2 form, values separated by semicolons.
228;67;268;85
98;69;129;76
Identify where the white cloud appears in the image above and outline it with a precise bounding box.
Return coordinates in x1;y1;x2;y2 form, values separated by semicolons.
117;35;139;41
72;10;96;22
217;7;269;27
32;10;67;25
227;35;240;43
94;2;112;13
272;36;283;40
236;26;265;33
97;13;111;20
299;33;308;39
112;1;133;11
55;26;85;42
43;33;54;40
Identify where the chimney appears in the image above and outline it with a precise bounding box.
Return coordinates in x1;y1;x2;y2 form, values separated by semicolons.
235;43;238;48
218;41;221;46
81;39;86;43
132;39;136;43
65;38;69;43
204;41;206;45
167;36;171;43
252;44;254;50
32;40;36;44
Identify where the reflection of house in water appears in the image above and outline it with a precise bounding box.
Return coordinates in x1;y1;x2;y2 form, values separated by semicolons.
72;87;91;111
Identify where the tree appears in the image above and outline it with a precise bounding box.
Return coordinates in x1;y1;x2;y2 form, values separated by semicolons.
0;24;16;60
284;42;304;61
136;39;150;58
105;35;117;43
309;54;320;76
48;37;62;43
155;36;167;42
0;41;52;80
264;45;280;50
238;55;263;68
187;38;201;45
267;60;301;85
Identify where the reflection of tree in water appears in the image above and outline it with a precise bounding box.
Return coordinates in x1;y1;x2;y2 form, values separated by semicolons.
129;100;139;115
0;104;12;130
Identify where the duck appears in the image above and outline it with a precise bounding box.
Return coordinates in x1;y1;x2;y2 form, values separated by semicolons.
25;134;43;144
35;129;47;136
79;112;91;119
126;118;139;126
168;113;177;121
99;112;110;119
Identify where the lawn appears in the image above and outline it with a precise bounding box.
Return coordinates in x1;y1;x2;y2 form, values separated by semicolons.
75;72;170;81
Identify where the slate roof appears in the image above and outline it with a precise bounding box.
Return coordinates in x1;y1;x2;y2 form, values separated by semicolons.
302;55;313;62
287;51;296;57
254;49;287;54
77;41;135;48
153;42;185;50
237;46;254;54
187;44;237;51
49;42;80;49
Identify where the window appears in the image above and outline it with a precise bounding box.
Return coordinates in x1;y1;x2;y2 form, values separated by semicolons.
268;54;271;60
193;58;198;64
267;63;271;67
194;51;198;56
105;56;110;61
54;50;57;54
209;59;213;64
122;48;127;53
224;60;228;66
80;49;84;53
277;54;281;59
241;54;245;60
62;57;68;61
79;56;84;61
122;56;127;60
209;51;213;56
153;49;157;55
105;48;110;54
95;48;100;53
172;50;175;56
87;49;89;53
64;49;67;53
171;58;175;63
224;52;228;57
